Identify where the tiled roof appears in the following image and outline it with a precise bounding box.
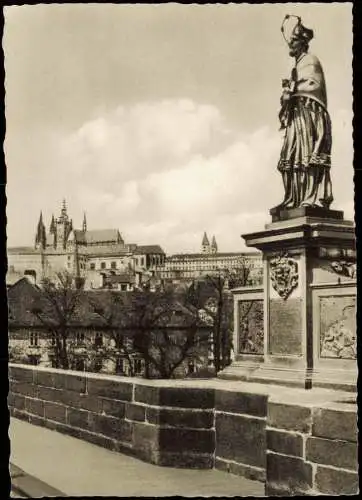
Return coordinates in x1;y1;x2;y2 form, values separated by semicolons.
8;284;208;330
85;229;123;244
167;252;261;259
81;244;130;257
134;245;165;255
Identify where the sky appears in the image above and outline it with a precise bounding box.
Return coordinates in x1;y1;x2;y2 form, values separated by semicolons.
4;3;353;254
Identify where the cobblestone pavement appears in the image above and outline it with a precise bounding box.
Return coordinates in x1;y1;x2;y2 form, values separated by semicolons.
10;418;265;497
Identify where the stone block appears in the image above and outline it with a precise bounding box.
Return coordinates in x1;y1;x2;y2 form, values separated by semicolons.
134;385;159;406
158;427;215;454
314;465;359;495
28;414;46;428
7;393;25;410
78;429;118;453
132;422;159;461
146;407;214;429
24;397;44;417
155;451;214;469
312;407;357;442
67;408;90;430
306;436;357;471
215;458;266;482
44;402;67;423
9;366;34;383
64;373;86;393
34;370;56;388
89;414;132;442
134;385;214;409
12;408;30;422
77;393;103;413
87;378;133;401
266;452;313;494
215;412;266;468
101;398;126;419
268;403;312;433
267;428;304;457
37;386;64;405
215;390;267;417
10;381;37;398
125;403;146;422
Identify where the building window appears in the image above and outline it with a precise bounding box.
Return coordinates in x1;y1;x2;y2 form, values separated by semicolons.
134;359;143;375
94;332;103;347
94;359;103;373
76;332;85;345
29;332;38;346
101;262;106;269
90;263;95;270
74;358;85;371
111;261;117;269
121;284;127;291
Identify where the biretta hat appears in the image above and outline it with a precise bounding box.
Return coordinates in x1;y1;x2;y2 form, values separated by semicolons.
281;15;314;45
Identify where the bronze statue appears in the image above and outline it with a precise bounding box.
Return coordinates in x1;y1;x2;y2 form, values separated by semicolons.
275;15;333;210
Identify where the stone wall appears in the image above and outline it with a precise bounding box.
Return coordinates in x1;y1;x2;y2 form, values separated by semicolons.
8;364;358;495
266;401;358;496
8;365;215;469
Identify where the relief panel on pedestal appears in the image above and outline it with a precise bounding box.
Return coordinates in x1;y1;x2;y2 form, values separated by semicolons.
238;299;264;354
319;295;356;360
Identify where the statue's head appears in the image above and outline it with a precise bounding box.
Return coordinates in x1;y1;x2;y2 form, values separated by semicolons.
281;15;314;58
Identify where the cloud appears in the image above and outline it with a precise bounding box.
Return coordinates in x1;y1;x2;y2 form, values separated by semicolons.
55;99;285;252
6;98;354;253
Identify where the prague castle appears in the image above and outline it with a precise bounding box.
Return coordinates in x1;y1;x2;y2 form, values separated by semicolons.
7;200;165;290
7;203;262;289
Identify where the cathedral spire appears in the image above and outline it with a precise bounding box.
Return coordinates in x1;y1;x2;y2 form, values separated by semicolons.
211;235;218;253
82;212;87;232
49;214;55;234
35;211;46;250
201;231;210;254
61;198;67;217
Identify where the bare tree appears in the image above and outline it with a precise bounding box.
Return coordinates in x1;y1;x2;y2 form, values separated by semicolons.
30;271;83;369
88;292;137;376
128;287;209;379
91;286;209;379
187;259;254;374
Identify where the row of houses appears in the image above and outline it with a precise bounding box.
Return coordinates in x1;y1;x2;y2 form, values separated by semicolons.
8;277;214;378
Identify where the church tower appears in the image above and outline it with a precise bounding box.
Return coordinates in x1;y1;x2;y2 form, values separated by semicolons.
55;199;73;251
211;235;218;254
35;211;46;250
82;212;87;232
201;232;210;254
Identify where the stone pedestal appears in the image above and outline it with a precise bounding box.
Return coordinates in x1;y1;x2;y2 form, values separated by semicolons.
221;208;357;391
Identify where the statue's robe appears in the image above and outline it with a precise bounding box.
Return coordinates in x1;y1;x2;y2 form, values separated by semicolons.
278;52;333;209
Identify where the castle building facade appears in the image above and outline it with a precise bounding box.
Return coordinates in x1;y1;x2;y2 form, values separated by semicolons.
156;232;263;285
7;200;166;290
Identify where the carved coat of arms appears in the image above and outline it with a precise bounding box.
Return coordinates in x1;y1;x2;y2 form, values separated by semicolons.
269;252;298;300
